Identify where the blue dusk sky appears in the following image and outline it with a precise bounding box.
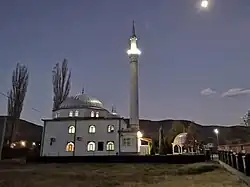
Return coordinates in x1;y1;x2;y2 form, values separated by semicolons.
1;0;250;126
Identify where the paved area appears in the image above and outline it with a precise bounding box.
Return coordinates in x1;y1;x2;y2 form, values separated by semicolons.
219;160;250;186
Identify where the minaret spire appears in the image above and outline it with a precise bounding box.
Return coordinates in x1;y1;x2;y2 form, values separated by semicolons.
132;20;136;38
81;87;84;94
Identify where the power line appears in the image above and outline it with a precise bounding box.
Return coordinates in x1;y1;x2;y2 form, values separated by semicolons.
0;91;42;115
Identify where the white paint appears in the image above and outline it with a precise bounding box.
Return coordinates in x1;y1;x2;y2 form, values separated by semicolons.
41;118;140;156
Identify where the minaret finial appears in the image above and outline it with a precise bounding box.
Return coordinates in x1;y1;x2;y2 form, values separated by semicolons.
132;20;136;37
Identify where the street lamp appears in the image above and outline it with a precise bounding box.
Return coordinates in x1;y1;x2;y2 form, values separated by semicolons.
213;128;219;146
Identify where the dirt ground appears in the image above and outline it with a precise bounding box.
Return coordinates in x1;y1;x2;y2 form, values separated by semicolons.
0;162;247;187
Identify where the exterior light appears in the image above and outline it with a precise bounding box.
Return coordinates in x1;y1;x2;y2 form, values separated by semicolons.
10;143;16;148
137;131;143;138
32;142;36;146
20;141;26;147
214;128;219;134
127;38;141;56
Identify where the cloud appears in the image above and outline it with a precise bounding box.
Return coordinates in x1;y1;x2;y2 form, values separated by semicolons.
200;88;216;96
221;88;250;97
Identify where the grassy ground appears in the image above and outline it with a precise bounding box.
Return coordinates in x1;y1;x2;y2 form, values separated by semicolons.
0;162;247;187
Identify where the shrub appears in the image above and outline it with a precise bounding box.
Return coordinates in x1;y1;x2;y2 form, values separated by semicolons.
175;163;220;175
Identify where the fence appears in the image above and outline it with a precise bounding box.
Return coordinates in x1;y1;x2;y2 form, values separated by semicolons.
218;151;250;176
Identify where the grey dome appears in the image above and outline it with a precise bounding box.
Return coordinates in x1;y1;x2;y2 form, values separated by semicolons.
57;93;104;110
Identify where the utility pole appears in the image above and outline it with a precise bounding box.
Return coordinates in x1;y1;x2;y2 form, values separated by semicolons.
0;117;7;160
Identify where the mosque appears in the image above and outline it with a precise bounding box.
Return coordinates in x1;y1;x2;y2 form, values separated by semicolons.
40;22;151;156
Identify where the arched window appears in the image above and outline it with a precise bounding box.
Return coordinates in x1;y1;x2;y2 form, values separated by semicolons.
66;142;74;152
96;112;99;117
91;111;95;117
69;111;73;117
107;125;115;133
75;110;79;117
68;125;75;134
87;141;95;151
106;141;115;151
89;125;96;133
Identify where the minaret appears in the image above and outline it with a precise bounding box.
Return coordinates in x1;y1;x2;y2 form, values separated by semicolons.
127;21;141;131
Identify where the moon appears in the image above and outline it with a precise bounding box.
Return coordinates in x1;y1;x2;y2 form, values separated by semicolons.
201;0;208;8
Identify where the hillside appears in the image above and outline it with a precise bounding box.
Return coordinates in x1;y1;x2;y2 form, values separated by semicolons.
124;119;250;145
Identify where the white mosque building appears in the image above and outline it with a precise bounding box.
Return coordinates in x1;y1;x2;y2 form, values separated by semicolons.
40;22;150;157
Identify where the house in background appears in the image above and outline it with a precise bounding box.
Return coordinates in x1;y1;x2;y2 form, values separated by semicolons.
0;116;43;149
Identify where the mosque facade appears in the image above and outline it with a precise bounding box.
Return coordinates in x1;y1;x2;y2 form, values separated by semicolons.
40;22;150;157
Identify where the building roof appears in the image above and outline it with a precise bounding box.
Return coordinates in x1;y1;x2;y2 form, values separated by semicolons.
54;93;104;111
42;116;123;122
173;132;188;146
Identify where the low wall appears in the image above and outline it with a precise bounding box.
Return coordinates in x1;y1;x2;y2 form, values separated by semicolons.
27;154;207;164
218;151;250;176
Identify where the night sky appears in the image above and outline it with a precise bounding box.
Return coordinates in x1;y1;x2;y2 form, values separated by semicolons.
1;0;250;126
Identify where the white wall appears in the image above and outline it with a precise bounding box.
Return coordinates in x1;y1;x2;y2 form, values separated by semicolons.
42;120;75;156
120;132;137;153
52;108;111;119
41;118;137;156
75;119;120;156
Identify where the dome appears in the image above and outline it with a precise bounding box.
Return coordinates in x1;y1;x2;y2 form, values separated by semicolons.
173;133;187;146
57;93;104;110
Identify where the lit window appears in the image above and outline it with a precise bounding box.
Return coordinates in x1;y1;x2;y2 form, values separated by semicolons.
69;111;73;117
68;125;75;134
106;141;115;151
75;110;79;117
89;125;96;133
87;141;95;151
91;111;95;117
96;112;99;117
123;138;131;146
66;142;74;152
107;125;115;133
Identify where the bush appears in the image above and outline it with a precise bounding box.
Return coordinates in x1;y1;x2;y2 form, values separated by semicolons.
175;163;220;175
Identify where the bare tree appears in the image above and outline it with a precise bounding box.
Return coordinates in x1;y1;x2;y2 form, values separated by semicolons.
184;124;199;152
52;59;71;110
7;63;29;144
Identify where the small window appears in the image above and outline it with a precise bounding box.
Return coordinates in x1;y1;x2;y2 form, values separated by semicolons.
87;141;95;151
75;110;79;116
91;111;95;117
122;138;131;146
106;141;115;151
96;112;99;117
89;125;96;133
107;125;115;133
66;142;74;152
68;125;75;134
98;142;104;151
69;111;73;117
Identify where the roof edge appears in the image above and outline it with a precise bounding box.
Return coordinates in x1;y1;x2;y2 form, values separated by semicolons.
42;116;124;122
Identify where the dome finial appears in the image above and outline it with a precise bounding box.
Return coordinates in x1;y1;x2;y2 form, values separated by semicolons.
111;105;117;114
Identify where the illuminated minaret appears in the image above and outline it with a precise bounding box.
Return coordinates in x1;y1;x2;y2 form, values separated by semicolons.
127;21;141;131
